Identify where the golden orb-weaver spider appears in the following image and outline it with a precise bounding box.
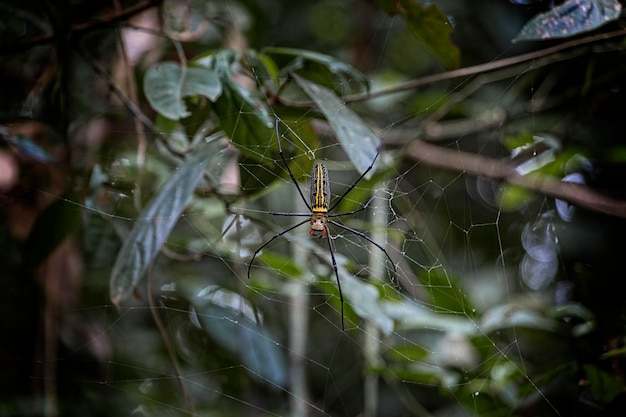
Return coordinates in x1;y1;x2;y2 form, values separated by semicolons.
248;120;395;329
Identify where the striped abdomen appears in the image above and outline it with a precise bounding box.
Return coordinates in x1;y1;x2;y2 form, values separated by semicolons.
310;163;329;237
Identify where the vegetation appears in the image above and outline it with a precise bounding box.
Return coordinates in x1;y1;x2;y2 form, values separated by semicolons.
1;0;626;416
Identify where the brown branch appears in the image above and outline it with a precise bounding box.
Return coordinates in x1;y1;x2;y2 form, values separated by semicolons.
0;0;163;55
406;139;626;219
77;43;186;159
274;28;626;108
344;28;626;103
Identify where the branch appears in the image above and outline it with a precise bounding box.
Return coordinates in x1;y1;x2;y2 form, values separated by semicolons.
406;139;626;219
344;28;626;103
77;43;186;159
274;28;626;108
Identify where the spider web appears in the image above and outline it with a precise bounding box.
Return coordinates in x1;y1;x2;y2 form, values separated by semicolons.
2;2;608;417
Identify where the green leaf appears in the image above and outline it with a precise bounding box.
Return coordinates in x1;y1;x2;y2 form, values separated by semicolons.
502;132;535;152
292;238;393;333
382;298;476;333
291;73;380;176
583;364;624;404
241;116;318;201
417;268;474;316
109;134;228;307
316;251;393;334
481;305;559;333
513;0;622;42
199;50;274;157
386;344;429;363
215;78;274;149
263;46;370;92
383;365;442;385
375;0;460;69
144;61;222;120
246;50;281;94
607;146;626;163
497;184;535;211
257;251;304;278
190;285;288;388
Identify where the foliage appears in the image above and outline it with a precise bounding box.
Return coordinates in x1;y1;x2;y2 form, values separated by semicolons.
513;0;622;41
1;0;626;416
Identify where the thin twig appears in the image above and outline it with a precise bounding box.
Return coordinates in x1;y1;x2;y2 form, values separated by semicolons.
113;21;148;212
146;267;196;415
345;28;626;102
275;28;626;108
77;42;186;159
406;138;626;219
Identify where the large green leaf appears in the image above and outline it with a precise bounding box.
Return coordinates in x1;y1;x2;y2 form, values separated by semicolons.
195;50;274;157
375;0;460;69
189;285;288;388
480;305;559;333
144;61;222;120
338;264;394;335
583;364;625;404
214;77;274;149
291;73;380;176
382;299;476;333
257;251;304;278
514;0;622;42
416;268;474;317
263;46;370;92
110;134;228;306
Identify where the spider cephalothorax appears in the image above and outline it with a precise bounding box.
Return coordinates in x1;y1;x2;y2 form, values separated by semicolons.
248;119;395;329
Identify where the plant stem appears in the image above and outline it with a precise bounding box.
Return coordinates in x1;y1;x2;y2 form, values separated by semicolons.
363;184;388;417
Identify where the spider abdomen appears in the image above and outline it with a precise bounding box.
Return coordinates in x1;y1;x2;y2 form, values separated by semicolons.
310;163;330;237
310;163;330;211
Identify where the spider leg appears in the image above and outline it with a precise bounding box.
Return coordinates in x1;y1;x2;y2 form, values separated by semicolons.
268;212;312;217
328;139;383;213
247;218;310;280
275;118;312;211
324;226;345;331
326;196;374;218
327;219;396;271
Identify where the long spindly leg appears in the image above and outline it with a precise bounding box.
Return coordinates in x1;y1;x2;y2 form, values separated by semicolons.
275;118;311;211
247;218;310;279
326;196;373;218
267;212;312;217
328;139;383;213
327;220;396;271
324;226;345;330
270;194;375;218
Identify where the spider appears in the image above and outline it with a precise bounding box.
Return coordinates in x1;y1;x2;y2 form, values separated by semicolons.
248;120;395;329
